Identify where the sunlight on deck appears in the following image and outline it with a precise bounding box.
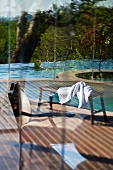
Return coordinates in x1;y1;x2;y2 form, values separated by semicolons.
0;80;113;170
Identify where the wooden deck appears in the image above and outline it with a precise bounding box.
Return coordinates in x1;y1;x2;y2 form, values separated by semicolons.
0;80;113;170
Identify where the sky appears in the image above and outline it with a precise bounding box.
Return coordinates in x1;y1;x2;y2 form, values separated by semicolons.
0;0;69;17
0;0;113;17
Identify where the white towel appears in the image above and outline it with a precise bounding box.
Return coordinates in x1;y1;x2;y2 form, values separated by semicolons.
57;81;93;108
76;82;85;108
57;82;81;104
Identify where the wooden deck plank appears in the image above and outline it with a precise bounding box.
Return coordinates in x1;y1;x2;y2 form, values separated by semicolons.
19;113;113;170
0;80;113;169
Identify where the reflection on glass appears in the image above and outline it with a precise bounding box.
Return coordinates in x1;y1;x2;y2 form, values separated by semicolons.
0;0;113;170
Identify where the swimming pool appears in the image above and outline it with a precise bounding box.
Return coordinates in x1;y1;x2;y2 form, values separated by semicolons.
1;60;113;112
0;59;113;79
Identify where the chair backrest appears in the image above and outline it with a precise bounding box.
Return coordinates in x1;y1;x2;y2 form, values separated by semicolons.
8;82;32;126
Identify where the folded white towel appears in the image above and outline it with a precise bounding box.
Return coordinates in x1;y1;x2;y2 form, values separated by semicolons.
57;82;80;104
57;81;93;108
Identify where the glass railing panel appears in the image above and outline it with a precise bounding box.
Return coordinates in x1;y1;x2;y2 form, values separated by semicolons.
0;0;113;170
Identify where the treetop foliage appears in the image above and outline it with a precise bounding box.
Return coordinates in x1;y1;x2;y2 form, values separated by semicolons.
0;0;113;64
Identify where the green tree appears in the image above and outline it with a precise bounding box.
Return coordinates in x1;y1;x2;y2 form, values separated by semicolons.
0;19;16;63
0;0;112;64
12;11;54;63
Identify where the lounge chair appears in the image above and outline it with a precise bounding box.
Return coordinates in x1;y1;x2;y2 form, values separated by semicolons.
8;82;82;169
38;83;108;125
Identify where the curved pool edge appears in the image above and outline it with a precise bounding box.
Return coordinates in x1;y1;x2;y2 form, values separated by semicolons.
57;69;113;86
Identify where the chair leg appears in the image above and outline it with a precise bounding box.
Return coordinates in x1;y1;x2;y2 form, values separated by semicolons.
38;88;42;110
89;96;94;125
49;94;53;110
91;114;94;125
100;96;108;121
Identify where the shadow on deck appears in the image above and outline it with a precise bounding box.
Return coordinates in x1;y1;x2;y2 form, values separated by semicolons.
0;80;113;170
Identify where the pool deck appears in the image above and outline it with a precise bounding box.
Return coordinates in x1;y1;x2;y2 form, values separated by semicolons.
0;78;113;170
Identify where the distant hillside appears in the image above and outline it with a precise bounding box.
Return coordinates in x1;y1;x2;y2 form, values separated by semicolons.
0;13;32;22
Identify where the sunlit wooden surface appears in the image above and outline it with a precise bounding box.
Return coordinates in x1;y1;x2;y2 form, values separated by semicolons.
0;80;113;170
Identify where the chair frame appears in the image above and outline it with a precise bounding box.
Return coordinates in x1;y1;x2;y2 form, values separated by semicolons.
38;86;108;125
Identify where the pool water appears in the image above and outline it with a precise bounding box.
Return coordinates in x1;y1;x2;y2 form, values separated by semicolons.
26;87;113;112
0;59;113;79
51;93;113;112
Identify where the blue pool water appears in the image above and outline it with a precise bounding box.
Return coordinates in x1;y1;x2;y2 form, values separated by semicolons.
0;59;113;79
50;92;113;112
